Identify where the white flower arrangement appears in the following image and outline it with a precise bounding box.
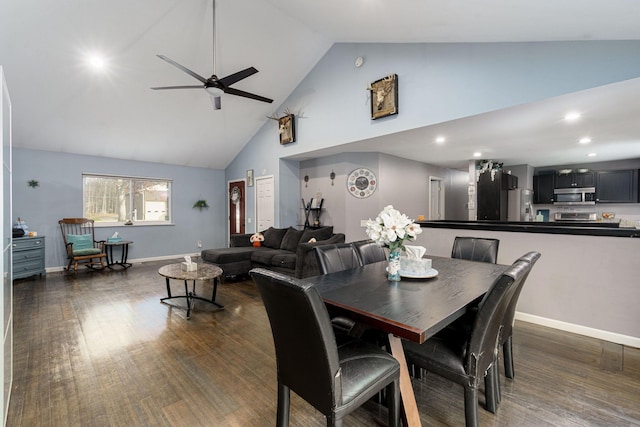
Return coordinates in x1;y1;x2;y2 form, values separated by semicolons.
365;205;423;252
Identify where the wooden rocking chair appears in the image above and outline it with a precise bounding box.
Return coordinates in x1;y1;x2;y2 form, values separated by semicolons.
59;218;107;271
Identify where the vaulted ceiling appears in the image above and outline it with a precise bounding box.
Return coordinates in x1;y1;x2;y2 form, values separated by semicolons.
2;0;640;169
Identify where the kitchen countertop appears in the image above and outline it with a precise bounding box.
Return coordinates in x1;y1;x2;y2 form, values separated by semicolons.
419;220;640;238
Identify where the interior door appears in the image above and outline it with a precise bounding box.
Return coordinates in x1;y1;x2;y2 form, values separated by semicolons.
429;177;445;220
228;180;245;236
255;176;274;232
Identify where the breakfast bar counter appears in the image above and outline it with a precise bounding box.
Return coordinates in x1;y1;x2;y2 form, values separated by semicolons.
419;220;639;238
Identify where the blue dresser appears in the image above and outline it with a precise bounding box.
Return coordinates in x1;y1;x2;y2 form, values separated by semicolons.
12;236;46;280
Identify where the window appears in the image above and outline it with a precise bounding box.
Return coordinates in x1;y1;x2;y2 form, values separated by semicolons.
83;174;172;225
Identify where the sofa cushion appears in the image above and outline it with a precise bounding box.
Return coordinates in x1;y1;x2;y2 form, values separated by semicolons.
271;253;297;270
201;247;261;264
300;226;334;243
251;248;291;266
262;227;288;249
280;227;304;252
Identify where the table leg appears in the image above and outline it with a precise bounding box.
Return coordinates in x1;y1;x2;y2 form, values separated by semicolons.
165;277;172;298
107;245;113;266
184;280;193;319
388;334;422;427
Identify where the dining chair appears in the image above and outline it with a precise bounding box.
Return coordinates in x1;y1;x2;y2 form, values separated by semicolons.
314;243;363;336
314;243;363;273
500;251;541;379
403;258;531;427
451;236;500;264
352;239;387;265
249;268;400;427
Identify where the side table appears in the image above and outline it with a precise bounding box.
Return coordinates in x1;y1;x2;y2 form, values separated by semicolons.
158;263;224;319
105;240;133;269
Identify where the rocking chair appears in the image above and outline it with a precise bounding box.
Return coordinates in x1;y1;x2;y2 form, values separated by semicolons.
59;218;107;271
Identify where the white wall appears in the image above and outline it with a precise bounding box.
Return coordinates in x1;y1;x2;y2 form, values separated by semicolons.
414;227;640;345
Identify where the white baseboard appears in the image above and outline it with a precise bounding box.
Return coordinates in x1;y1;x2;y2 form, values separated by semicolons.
45;253;202;273
515;311;640;348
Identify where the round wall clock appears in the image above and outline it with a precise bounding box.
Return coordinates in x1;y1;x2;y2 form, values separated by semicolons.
347;168;377;198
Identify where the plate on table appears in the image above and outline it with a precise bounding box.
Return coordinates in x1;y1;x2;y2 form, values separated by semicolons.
399;268;438;279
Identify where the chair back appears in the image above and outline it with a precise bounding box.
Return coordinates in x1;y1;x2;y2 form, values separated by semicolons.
314;243;362;274
451;236;499;264
500;251;541;343
353;239;387;265
466;259;531;376
59;218;98;241
249;268;341;414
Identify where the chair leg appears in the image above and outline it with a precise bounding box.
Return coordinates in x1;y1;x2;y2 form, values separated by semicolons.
494;363;501;404
503;335;515;379
484;366;498;414
463;384;479;427
388;379;400;427
276;381;290;427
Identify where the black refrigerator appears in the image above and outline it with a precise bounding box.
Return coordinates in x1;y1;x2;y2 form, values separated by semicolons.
477;170;517;221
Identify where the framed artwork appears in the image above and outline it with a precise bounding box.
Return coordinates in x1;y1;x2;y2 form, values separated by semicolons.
246;169;254;187
369;74;398;120
347;168;377;199
279;113;295;144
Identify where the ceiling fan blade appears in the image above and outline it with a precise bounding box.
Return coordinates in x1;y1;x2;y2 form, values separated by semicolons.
151;85;203;90
218;67;259;87
156;55;208;84
210;95;221;110
224;87;273;104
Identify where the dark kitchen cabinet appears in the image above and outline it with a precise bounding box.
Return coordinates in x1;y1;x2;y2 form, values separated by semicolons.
555;171;595;188
595;169;638;203
477;170;509;220
533;173;555;204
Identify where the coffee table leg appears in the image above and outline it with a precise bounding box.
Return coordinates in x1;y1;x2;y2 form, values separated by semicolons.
165;277;172;298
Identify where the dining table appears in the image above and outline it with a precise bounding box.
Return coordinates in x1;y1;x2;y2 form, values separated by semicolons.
305;255;509;427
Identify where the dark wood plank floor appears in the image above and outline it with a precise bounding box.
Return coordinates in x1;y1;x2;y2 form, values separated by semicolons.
8;259;640;426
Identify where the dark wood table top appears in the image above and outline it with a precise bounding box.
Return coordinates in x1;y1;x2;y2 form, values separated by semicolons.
306;256;509;344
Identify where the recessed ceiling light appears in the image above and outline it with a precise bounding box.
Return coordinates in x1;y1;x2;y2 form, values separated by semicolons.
435;136;446;144
87;54;107;70
587;153;597;157
473;152;482;158
579;137;591;144
564;112;581;122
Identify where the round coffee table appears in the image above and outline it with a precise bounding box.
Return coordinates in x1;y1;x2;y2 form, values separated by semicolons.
158;263;223;319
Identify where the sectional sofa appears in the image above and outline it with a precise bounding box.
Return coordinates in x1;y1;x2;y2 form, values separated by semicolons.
201;226;345;280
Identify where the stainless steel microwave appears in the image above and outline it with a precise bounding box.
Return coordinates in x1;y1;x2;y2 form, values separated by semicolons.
553;187;596;205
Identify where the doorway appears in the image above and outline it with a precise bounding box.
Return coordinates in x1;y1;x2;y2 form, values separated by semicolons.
255;175;275;232
429;176;445;220
228;180;246;237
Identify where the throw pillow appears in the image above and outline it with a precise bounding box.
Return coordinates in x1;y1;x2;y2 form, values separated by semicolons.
280;227;304;252
261;227;288;249
66;234;94;251
300;226;334;243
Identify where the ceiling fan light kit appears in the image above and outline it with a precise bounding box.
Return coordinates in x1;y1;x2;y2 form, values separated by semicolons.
151;0;273;110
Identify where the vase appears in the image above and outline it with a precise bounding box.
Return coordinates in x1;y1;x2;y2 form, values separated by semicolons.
387;248;401;281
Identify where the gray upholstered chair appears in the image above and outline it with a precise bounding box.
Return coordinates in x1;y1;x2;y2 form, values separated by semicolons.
451;236;500;264
352;239;387;265
403;258;532;427
250;268;400;427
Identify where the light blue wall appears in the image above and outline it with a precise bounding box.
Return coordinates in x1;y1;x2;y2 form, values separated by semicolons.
228;40;640;234
13;148;227;268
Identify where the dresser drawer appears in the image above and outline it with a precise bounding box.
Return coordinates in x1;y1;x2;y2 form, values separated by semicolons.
13;248;44;262
12;237;45;251
13;259;44;276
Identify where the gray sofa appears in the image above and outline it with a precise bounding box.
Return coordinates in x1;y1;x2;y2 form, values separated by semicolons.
201;226;345;280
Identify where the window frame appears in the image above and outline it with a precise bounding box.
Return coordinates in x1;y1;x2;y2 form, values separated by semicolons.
82;173;173;227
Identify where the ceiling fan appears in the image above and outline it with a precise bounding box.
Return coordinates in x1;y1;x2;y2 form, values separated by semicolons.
151;0;273;110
